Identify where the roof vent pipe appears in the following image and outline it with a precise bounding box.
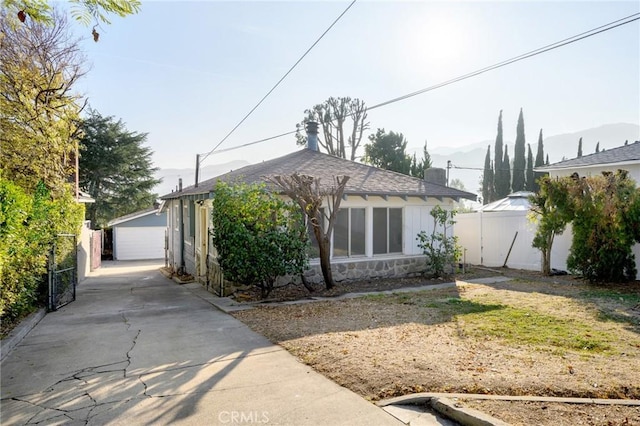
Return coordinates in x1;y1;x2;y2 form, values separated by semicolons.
305;121;319;151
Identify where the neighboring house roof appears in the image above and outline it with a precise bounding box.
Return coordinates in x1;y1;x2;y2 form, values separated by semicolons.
535;141;640;172
477;191;533;212
160;149;477;202
107;207;162;227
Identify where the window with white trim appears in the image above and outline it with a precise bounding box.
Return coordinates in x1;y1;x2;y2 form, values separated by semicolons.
333;208;366;257
373;208;403;254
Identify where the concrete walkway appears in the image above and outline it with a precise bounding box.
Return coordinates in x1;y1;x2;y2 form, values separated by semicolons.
1;261;403;425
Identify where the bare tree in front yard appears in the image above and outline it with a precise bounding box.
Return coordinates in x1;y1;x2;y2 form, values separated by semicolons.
269;173;350;290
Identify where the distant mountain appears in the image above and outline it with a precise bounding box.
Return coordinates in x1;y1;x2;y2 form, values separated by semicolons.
154;160;249;197
433;123;640;197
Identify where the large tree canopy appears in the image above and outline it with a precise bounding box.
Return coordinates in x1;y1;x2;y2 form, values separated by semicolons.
363;128;412;175
0;9;85;194
79;110;160;228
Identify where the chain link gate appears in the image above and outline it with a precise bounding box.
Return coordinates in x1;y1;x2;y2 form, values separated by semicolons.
48;234;77;311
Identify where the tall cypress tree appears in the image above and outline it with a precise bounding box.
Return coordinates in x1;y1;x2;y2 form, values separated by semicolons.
526;144;535;192
482;145;494;204
577;137;583;158
494;110;510;198
533;129;546;192
502;144;511;196
512;108;526;191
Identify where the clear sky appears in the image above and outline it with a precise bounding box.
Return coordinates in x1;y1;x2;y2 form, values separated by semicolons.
73;1;640;171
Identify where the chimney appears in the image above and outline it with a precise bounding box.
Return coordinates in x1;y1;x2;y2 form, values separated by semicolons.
424;168;447;186
178;178;183;192
305;121;319;151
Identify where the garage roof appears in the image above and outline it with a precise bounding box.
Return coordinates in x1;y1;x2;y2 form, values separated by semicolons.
107;207;162;227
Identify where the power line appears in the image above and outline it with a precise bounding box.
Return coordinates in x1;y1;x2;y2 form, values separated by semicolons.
200;130;298;155
201;12;640;158
199;0;357;164
368;12;639;111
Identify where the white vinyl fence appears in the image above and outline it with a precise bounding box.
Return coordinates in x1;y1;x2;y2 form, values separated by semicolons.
455;211;573;272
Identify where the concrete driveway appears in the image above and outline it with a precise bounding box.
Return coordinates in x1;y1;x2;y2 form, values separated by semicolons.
1;261;402;425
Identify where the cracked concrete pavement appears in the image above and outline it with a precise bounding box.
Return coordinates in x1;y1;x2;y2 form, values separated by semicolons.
1;260;403;425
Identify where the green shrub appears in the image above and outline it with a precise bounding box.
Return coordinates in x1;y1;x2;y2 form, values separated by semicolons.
0;179;84;321
211;181;308;298
416;205;461;278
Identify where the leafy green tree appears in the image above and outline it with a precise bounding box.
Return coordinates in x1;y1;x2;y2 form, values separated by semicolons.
525;144;535;192
363;128;412;174
512;108;526;191
531;171;640;281
211;181;309;298
0;10;84;195
577;137;583;158
533;129;546;192
416;206;461;278
296;96;369;161
410;141;433;179
567;171;640;282
494;111;510;198
529;176;574;275
79;110;160;228
482;145;495;204
2;0;140;40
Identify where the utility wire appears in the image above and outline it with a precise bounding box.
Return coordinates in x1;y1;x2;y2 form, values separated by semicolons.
202;12;640;158
368;12;640;111
199;0;358;164
202;130;298;155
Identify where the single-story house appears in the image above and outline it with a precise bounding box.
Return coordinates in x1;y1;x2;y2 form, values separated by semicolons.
160;129;476;291
534;140;640;276
107;207;167;261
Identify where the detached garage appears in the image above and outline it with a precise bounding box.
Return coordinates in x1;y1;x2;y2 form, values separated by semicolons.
107;207;167;260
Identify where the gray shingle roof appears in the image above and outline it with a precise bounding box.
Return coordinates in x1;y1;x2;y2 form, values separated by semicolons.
536;141;640;171
160;149;476;201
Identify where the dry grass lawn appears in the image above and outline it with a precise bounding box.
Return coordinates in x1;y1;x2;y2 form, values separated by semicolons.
233;276;640;425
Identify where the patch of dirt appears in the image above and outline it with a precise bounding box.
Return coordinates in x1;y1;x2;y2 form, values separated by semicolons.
232;267;500;302
232;270;640;425
459;400;640;426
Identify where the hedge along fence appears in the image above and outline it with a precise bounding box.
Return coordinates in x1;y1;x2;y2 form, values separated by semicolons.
0;178;84;322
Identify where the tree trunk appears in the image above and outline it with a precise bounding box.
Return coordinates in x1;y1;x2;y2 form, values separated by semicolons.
542;233;554;275
316;233;334;289
300;274;314;293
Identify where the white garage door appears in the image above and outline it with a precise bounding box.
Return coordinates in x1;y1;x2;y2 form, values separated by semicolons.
114;227;165;260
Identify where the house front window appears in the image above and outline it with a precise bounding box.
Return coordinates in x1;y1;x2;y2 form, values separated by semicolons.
373;208;403;254
333;208;365;257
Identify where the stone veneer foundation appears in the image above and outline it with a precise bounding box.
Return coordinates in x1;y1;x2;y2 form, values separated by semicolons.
204;255;430;296
297;255;428;284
